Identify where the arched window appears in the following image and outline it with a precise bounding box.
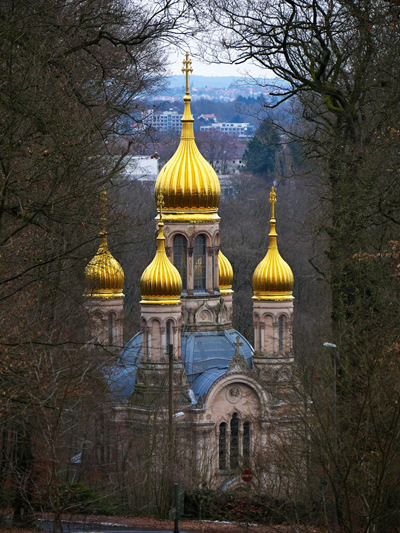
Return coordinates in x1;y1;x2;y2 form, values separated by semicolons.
194;234;206;291
219;422;227;470
173;234;187;291
212;248;216;290
108;313;114;346
230;413;239;469
243;421;250;464
166;320;172;349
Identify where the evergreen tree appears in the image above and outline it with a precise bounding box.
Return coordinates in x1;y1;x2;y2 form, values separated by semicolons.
243;119;281;177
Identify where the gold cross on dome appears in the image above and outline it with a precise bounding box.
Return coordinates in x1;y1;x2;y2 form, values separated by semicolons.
157;191;165;220
233;336;244;356
182;53;193;93
100;186;107;229
269;186;277;218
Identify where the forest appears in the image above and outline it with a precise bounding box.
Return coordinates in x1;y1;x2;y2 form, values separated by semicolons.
0;0;399;531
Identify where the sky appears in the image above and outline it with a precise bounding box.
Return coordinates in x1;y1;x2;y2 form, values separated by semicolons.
168;50;272;79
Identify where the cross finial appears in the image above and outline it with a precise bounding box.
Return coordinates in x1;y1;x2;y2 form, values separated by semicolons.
157;191;165;221
182;53;193;93
99;186;109;249
269;186;277;219
100;186;107;230
233;336;244;356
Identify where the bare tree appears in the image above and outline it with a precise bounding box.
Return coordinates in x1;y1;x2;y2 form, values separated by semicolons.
195;1;400;529
0;0;193;524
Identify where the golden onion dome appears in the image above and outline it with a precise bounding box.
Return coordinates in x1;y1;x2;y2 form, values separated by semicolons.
154;54;220;223
253;187;294;301
140;205;182;305
218;250;233;294
85;189;124;299
85;231;125;299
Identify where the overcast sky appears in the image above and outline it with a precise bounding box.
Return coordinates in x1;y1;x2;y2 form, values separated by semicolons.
168;51;272;78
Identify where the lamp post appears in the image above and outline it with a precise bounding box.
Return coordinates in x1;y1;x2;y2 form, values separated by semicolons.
323;342;339;533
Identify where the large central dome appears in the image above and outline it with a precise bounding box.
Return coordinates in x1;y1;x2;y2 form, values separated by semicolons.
154;55;220;223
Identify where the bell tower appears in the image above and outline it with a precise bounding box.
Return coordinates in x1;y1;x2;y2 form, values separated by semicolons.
252;187;294;377
131;193;189;406
84;189;124;352
154;54;233;331
139;193;183;362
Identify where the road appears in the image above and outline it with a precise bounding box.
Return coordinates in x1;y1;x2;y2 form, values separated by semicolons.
37;520;188;533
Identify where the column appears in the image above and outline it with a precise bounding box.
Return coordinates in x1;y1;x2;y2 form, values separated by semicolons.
273;321;279;354
207;248;213;293
160;326;166;361
239;419;244;457
187;246;194;295
214;246;219;291
260;323;266;354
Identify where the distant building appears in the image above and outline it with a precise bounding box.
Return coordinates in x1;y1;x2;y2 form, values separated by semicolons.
200;122;255;139
115;156;158;181
213;144;247;175
144;109;182;133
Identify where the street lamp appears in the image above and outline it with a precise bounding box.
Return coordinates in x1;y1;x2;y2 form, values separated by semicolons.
323;342;339;532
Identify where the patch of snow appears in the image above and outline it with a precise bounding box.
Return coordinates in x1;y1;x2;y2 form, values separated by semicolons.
188;388;197;404
70;452;82;464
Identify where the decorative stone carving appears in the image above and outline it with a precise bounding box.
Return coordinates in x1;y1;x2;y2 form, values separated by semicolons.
197;308;213;323
227;386;242;404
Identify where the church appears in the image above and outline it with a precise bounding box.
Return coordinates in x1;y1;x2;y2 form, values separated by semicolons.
84;55;296;489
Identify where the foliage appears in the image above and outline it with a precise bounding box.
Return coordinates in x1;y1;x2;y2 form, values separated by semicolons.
184;488;321;526
199;0;400;530
0;0;191;526
242;119;281;177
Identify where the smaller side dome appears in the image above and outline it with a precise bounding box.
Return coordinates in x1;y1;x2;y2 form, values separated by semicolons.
85;189;124;299
253;187;294;301
140;203;182;304
85;232;125;298
218;250;233;294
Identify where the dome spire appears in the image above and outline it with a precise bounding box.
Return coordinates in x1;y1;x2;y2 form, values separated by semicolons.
99;187;109;253
182;53;193;94
252;187;294;301
180;53;194;139
85;188;125;298
155;191;166;250
140;193;183;304
268;186;278;251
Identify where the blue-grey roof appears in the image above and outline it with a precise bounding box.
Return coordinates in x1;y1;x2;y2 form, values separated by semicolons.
181;329;253;383
192;368;227;400
110;328;253;402
121;332;143;365
108;332;143;402
108;365;138;402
